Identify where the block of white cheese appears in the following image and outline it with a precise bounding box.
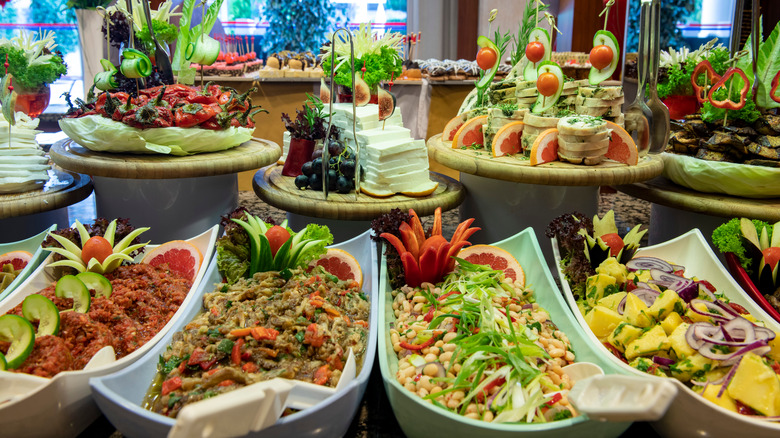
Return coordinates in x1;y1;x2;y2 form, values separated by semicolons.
0;110;50;193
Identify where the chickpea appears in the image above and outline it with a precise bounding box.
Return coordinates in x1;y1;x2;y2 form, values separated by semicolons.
447;399;460;409
428;346;440;355
549;372;562;385
419;375;433;392
406;330;416;340
424;353;438;363
442;343;457;352
404;382;416;392
432;386;443;394
549;348;565;358
483;411;494;422
439;351;453;363
465;403;478;414
452;390;465;401
413;302;424;313
413;295;427;303
391;332;400;345
393;344;402;353
418;388;429;398
443;332;458;343
423;363;440;377
551;339;565;350
465;412;480;420
564;351;575;362
435;340;445;348
402;301;411;313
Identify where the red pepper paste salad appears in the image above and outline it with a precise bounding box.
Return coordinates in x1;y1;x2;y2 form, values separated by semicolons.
143;266;370;418
0;264;192;377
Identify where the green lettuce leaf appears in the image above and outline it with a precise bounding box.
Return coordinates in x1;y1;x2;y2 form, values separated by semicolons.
216;243;249;285
290;224;333;268
58;115;252;155
737;20;780;109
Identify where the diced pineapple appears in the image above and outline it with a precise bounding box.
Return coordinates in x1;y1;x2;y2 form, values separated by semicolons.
660;312;684;335
585;305;627;339
767;333;780;362
598;292;627;312
608;322;643;353
625;325;669;360
648;290;683;322
628;357;667;377
670;353;714;382
698;384;738;413
596;257;629;285
627;270;653;286
584;274;618;308
727;353;780;417
668;322;696;359
624;292;653;328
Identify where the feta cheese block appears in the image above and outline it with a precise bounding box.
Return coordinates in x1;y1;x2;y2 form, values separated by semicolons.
0;111;50;193
355;126;438;197
279;131;291;164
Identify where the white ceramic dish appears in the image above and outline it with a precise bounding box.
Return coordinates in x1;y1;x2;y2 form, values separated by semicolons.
378;228;633;438
553;229;780;437
0;225;218;437
90;230;378;438
0;224;56;302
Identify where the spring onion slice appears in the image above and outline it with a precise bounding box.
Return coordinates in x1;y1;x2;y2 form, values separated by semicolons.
185;34;220;66
120;48;153;78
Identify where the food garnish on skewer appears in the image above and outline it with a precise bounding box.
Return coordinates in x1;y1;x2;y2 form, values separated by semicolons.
588;0;620;85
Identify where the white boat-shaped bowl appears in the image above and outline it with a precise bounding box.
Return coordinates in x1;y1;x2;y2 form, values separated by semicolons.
0;224;57;303
0;225;218;437
90;230;378;438
553;229;780;437
378;228;633;438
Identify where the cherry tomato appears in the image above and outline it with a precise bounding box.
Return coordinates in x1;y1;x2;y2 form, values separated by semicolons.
762;247;780;270
265;225;291;257
599;233;625;257
590;45;613;70
525;41;545;63
476;47;498;71
81;236;113;264
537;72;560;97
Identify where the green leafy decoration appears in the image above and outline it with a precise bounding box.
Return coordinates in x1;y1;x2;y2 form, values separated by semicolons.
737;21;780;109
511;0;549;66
701;88;761;124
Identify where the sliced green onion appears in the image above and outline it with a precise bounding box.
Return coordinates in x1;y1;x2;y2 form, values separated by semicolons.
185;34;220;65
120;48;153;78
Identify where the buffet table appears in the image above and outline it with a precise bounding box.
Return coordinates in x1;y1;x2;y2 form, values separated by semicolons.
614;176;780;251
253;164;465;242
0;169;93;241
49;138;280;242
427;134;665;264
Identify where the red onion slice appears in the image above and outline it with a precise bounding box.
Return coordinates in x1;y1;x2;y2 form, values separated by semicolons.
626;257;674;273
653;355;675;367
720;341;771;367
717;358;742;398
721;316;757;343
688;299;733;323
649;269;688;288
669;280;699;302
617;295;627;315
686;322;720;349
631;288;661;307
713;300;741;318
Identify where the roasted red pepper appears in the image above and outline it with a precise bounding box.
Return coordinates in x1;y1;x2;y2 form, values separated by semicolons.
250;326;279;341
303;323;326;347
707;67;749;110
231;338;244;366
174;103;219;128
772;70;780;104
161;376;182;396
691;60;721;104
399;336;436;351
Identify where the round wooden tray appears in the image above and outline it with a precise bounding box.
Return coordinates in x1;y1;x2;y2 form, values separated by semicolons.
50;137;281;179
253;165;465;221
614;177;780;222
0;169;92;219
427;134;664;186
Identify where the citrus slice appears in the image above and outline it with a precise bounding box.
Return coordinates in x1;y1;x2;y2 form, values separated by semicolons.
529;128;559;166
452;115;488;149
308;248;363;287
491;121;524;157
442;114;467;141
0;250;32;271
457;245;525;286
604;121;639;166
142;240;203;281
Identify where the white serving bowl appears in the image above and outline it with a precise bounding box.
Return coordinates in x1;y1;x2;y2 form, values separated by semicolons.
553;229;780;437
90;230;378;438
0;225;218;437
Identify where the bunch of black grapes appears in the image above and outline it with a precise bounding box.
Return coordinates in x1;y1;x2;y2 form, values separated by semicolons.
295;139;357;194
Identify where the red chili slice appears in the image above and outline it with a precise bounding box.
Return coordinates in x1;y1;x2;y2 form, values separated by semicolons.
707;67;749;110
691;61;721;104
771;70;780;104
399;336;436;351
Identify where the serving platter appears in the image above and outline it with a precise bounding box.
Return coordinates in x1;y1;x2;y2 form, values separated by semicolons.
378;228;633;438
553;229;780;437
90;230;378;438
0;225;218;438
725;252;780;324
0;224;56;302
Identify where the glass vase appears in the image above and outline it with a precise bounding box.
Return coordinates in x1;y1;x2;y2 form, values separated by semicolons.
14;84;50;119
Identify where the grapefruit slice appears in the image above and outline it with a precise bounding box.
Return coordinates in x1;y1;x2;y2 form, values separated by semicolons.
529;128;559;166
142;241;203;281
491;121;524;157
457;245;525;286
0;251;32;271
604;121;639;166
442;114;467;141
452;115;488;149
308;248;363;287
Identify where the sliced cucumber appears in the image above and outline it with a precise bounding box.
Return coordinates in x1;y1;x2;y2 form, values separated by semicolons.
0;314;35;369
55;275;91;313
523;27;552;81
532;62;565;114
22;294;60;337
588;30;620;85
76;272;113;298
475;35;500;89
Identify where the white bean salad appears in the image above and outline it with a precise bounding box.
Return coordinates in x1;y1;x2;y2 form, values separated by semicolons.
389;258;579;423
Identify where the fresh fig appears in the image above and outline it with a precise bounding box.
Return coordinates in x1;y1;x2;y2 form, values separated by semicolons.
377;87;396;121
353;75;371;106
320;78;331;104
